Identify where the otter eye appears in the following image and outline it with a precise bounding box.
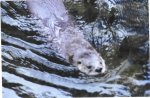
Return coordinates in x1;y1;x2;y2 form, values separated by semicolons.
100;62;102;64
77;61;81;64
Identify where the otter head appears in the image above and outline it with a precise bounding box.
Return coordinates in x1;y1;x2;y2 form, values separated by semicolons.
71;51;106;76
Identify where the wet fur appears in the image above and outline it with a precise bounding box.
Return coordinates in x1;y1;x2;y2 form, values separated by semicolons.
27;0;106;75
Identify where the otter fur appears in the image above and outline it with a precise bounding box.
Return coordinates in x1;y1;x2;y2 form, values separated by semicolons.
27;0;106;75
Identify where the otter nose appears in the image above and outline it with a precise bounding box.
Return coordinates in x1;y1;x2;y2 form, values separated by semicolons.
95;68;102;72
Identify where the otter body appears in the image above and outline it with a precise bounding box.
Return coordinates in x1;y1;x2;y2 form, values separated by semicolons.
27;0;106;75
61;29;106;75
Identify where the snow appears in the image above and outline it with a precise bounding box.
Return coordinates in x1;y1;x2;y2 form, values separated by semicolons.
129;78;150;86
3;87;21;98
2;15;19;26
15;67;131;96
96;0;116;9
1;13;42;31
3;72;72;98
2;52;13;60
144;90;150;96
2;45;77;72
1;32;44;49
105;0;116;9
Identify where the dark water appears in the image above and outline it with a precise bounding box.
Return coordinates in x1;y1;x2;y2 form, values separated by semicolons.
1;1;150;97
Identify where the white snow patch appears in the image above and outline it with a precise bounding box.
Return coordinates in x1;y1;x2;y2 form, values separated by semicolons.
3;72;72;98
105;0;116;9
144;90;150;96
3;87;21;98
2;15;18;26
15;67;131;96
2;52;13;60
129;78;150;86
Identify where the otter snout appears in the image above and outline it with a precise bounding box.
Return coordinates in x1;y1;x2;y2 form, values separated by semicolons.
95;68;102;72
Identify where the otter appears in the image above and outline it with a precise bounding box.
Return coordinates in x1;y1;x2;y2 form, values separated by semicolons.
27;0;106;75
